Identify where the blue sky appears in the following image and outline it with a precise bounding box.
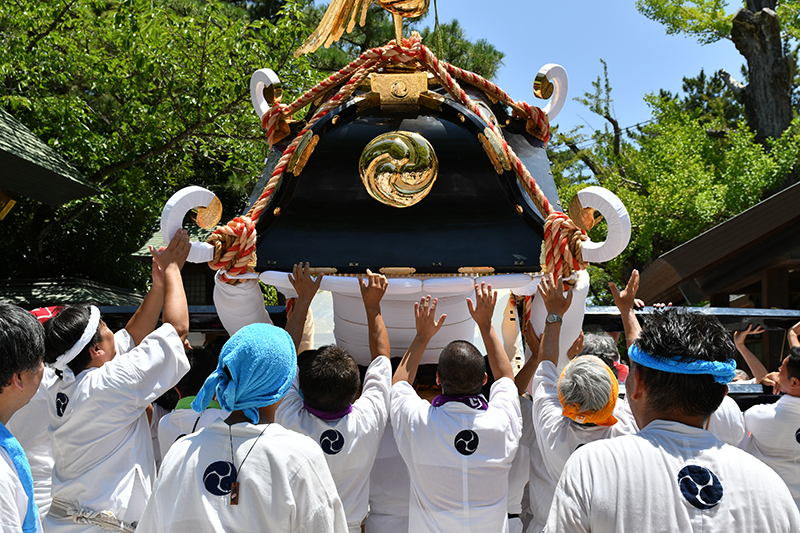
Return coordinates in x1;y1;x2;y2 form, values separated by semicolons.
416;1;744;134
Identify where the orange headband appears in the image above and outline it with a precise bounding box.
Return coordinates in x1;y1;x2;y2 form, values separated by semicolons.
557;356;619;427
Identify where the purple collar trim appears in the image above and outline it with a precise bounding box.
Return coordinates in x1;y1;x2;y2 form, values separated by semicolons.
303;401;353;420
431;394;489;410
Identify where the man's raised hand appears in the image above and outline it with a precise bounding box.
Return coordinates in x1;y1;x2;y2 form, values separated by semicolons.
537;273;573;317
288;262;323;302
359;269;388;312
467;282;497;331
609;269;640;312
415;296;446;341
150;228;190;271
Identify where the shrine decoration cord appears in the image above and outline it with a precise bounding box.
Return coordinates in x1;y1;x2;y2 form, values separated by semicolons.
206;33;586;283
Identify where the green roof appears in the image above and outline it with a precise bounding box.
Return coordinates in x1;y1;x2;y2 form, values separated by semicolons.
0;107;99;206
0;278;145;309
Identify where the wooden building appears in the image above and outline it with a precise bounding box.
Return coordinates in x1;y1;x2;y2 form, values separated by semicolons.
638;181;800;370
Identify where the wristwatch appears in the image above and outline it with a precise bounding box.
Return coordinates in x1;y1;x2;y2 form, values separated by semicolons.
545;313;562;324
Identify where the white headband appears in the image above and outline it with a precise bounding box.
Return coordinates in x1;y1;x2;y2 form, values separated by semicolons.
53;306;101;372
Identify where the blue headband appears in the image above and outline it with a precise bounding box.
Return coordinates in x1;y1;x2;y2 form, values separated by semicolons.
628;345;736;385
192;323;296;424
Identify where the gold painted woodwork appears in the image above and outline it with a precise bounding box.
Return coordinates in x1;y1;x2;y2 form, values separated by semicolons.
195;195;223;229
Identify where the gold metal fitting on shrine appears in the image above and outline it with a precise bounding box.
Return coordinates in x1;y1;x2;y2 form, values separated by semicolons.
534;69;554;100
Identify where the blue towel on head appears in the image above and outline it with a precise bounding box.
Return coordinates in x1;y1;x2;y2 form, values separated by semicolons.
192;323;296;424
0;422;38;533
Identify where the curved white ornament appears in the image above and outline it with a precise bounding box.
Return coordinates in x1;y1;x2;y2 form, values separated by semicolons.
577;186;631;263
160;186;216;264
250;69;282;119
537;64;568;121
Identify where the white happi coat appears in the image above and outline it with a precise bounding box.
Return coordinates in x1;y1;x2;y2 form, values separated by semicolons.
391;376;522;533
0;447;43;533
706;394;745;446
533;360;637;482
7;366;58;521
45;325;189;533
365;415;410;533
275;356;391;533
742;394;800;510
525;414;552;533
507;395;532;533
137;419;348;532
546;419;800;532
158;406;229;459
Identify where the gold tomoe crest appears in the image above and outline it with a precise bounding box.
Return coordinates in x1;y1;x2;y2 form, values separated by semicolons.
359;131;438;208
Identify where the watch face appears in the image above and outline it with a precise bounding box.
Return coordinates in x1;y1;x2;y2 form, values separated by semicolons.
546;313;561;324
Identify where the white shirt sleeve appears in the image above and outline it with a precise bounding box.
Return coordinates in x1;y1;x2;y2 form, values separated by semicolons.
489;377;523;442
544;451;591;533
532;361;572;480
743;402;777;443
390;381;428;460
707;395;745;446
353;357;392;432
101;323;189;408
114;328;136;354
274;368;303;425
0;449;26;533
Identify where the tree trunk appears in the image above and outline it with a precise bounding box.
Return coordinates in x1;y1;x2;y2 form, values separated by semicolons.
731;6;794;141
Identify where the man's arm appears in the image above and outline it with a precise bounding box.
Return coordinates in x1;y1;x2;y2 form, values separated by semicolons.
610;269;641;348
468;282;514;381
285;262;323;351
359;269;390;360
788;320;800;349
537;273;573;367
733;325;768;383
149;229;190;342
514;321;540;395
393;296;446;385
124;258;165;345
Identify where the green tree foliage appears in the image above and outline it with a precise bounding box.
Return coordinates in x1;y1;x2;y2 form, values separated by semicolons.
637;0;796;140
635;0;732;44
419;20;504;80
659;68;745;129
550;63;800;303
0;0;321;289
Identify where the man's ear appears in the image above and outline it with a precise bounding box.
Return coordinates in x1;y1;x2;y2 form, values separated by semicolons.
10;372;24;391
435;372;441;386
628;364;645;401
482;372;488;386
89;343;105;361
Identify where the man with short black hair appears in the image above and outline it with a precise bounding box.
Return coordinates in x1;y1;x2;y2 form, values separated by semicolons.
43;230;191;533
275;264;392;533
297;344;361;414
546;307;800;532
0;303;46;533
391;282;522;532
741;344;800;511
